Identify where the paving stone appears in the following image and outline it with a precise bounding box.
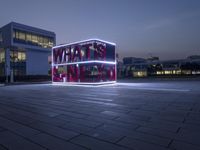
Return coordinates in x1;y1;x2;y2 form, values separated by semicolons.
84;128;124;143
0;116;40;138
0;112;36;125
60;122;94;134
0;104;68;126
29;133;86;150
143;120;181;133
0;81;200;149
181;123;200;133
56;114;102;128
61;111;89;119
71;135;129;150
175;129;200;146
136;126;176;139
0;127;5;132
29;122;79;140
115;116;148;126
170;140;200;150
0;130;45;150
0;145;7;150
97;123;171;146
118;137;170;150
150;115;185;123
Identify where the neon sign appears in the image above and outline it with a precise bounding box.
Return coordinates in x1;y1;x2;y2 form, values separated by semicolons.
52;39;116;84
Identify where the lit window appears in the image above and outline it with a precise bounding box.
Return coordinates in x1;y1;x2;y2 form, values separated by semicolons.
0;32;3;42
38;36;43;46
21;52;26;61
0;49;5;63
26;34;32;42
19;32;26;40
12;29;54;48
31;35;38;43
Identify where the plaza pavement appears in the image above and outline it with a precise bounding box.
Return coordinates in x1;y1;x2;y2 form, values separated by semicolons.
0;80;200;150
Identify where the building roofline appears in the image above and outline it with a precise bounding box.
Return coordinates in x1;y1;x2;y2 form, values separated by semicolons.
1;22;55;36
53;38;116;49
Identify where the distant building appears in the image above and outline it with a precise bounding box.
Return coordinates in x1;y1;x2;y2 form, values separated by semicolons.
121;56;200;78
147;56;159;62
0;22;56;79
123;57;146;65
187;55;200;60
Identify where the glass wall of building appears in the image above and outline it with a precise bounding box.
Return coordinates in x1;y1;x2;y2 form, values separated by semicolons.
0;31;3;42
0;48;5;76
13;29;54;48
10;50;26;76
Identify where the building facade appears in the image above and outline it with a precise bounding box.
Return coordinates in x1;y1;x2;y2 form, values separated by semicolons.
0;22;56;80
122;56;200;77
52;39;116;84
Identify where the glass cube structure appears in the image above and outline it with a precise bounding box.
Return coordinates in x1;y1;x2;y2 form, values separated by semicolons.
52;39;116;84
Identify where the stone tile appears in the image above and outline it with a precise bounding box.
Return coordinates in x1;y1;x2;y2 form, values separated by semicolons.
61;111;89;119
181;123;200;133
0;81;200;149
0;130;45;150
118;137;170;150
115;116;148;126
29;122;79;140
56;114;102;128
0;116;40;138
175;129;200;146
0;112;36;125
85;128;124;143
0;127;5;132
136;126;176;139
60;122;94;134
170;140;200;150
150;115;185;123
0;145;7;150
143;120;181;133
71;135;129;150
98;124;171;146
29;133;86;150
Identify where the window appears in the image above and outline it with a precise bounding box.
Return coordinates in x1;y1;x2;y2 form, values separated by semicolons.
10;50;26;76
0;32;3;42
0;49;5;63
0;48;5;76
31;34;38;43
21;52;26;61
26;34;32;42
18;32;25;40
13;29;54;48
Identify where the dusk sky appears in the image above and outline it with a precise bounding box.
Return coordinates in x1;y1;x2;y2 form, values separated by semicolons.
1;0;200;60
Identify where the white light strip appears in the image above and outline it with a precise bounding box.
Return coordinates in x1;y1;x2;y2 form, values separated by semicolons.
52;60;116;66
53;38;116;49
52;81;116;87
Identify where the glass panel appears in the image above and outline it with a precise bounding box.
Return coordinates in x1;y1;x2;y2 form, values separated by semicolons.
21;52;26;61
10;50;26;76
26;33;32;42
0;32;3;42
18;32;25;40
13;29;54;48
31;35;38;43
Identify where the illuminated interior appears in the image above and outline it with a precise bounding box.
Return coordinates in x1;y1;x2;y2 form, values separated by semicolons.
13;29;54;48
